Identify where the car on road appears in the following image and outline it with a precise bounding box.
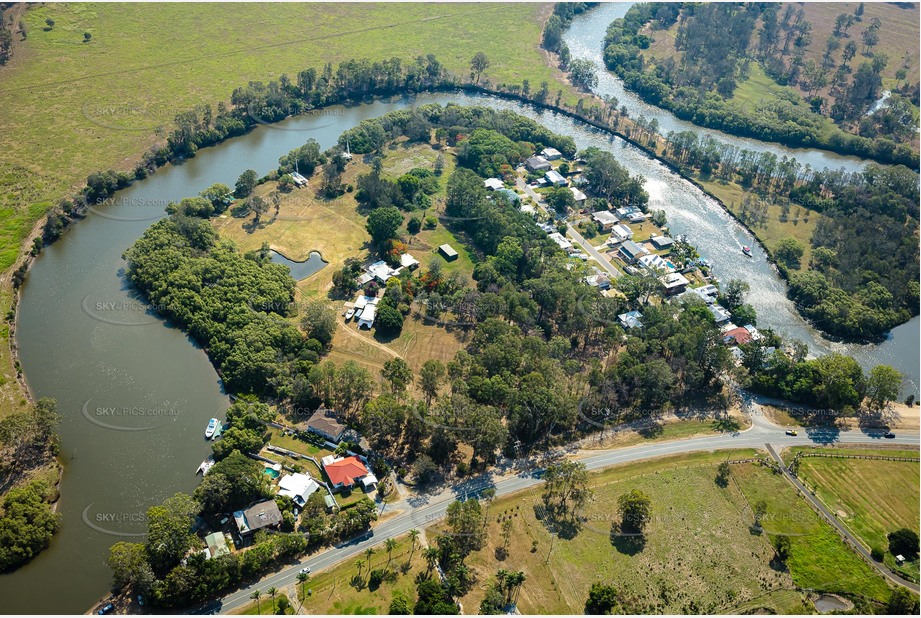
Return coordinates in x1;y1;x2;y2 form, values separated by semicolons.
299;566;311;574
785;429;798;436
98;604;114;615
884;431;896;439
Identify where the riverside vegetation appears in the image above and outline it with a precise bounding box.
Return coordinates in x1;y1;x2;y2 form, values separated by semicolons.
601;3;919;167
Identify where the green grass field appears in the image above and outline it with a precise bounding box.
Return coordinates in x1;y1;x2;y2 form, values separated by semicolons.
795;453;920;580
435;450;892;614
732;462;893;602
0;2;564;275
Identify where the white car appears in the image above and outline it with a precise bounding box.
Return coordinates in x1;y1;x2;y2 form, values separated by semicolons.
299;567;311;575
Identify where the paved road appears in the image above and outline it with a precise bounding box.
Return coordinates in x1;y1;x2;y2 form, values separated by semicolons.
514;176;621;279
191;404;919;614
765;443;920;593
567;222;622;278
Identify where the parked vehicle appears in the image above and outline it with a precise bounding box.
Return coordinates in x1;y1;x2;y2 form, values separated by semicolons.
98;604;114;615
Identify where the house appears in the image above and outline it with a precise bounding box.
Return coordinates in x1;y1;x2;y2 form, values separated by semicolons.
545;170;567;187
525;156;551;172
628;212;646;223
204;532;230;559
234;500;283;536
708;304;733;325
520;204;537;216
610;223;634;243
618;310;643;329
495;188;521;204
368;260;397;283
484;178;504;191
584;273;611;290
322;455;378;491
638;253;674;273
357;303;377;329
541;147;562;160
548;232;574;251
743;324;762;341
438;244;458;261
660;272;690;295
650;235;674;250
615;207;636;219
305;409;347;442
722;326;752;346
400;253;420;270
569;187;587;203
678;284;719;305
618;240;649;264
592;210;618;230
277;472;321;507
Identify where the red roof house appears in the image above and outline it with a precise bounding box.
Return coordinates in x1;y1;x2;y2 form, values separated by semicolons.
722;326;753;346
322;455;375;490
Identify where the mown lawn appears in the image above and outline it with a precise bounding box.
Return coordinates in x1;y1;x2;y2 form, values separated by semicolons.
795;453;920;580
732;462;893;602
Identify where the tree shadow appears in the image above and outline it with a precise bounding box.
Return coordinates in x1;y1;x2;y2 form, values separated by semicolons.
637;420;664;439
610;524;646;555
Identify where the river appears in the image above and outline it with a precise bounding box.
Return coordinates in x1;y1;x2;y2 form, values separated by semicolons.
4;11;917;615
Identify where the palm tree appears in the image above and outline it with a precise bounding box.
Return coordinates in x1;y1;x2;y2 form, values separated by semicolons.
267;587;277;613
250;589;262;615
423;547;439;573
385;538;397;566
364;546;375;572
296;572;309;603
354;558;364;579
408;529;420;561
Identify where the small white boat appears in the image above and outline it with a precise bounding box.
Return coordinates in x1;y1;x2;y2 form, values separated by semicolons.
345;308;355;320
742;246;753;257
196;458;215;475
205;417;219;439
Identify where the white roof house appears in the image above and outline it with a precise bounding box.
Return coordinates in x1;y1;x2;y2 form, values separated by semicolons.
541;147;562;160
357;303;377;329
484;178;504;191
592;210;618;229
570;187;587;202
520;203;537;215
659;272;690;295
548;232;574;251
277;473;320;507
399;253;419;269
367;260;397;282
545;170;567;186
610;223;634;243
638;253;674;273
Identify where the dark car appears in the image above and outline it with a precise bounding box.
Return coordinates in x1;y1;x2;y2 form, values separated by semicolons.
98;603;115;615
884;431;896;439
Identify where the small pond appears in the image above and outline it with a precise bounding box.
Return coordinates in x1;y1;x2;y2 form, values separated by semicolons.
269;249;328;280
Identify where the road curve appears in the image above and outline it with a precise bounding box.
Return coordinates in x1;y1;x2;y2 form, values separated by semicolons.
193;420;919;614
